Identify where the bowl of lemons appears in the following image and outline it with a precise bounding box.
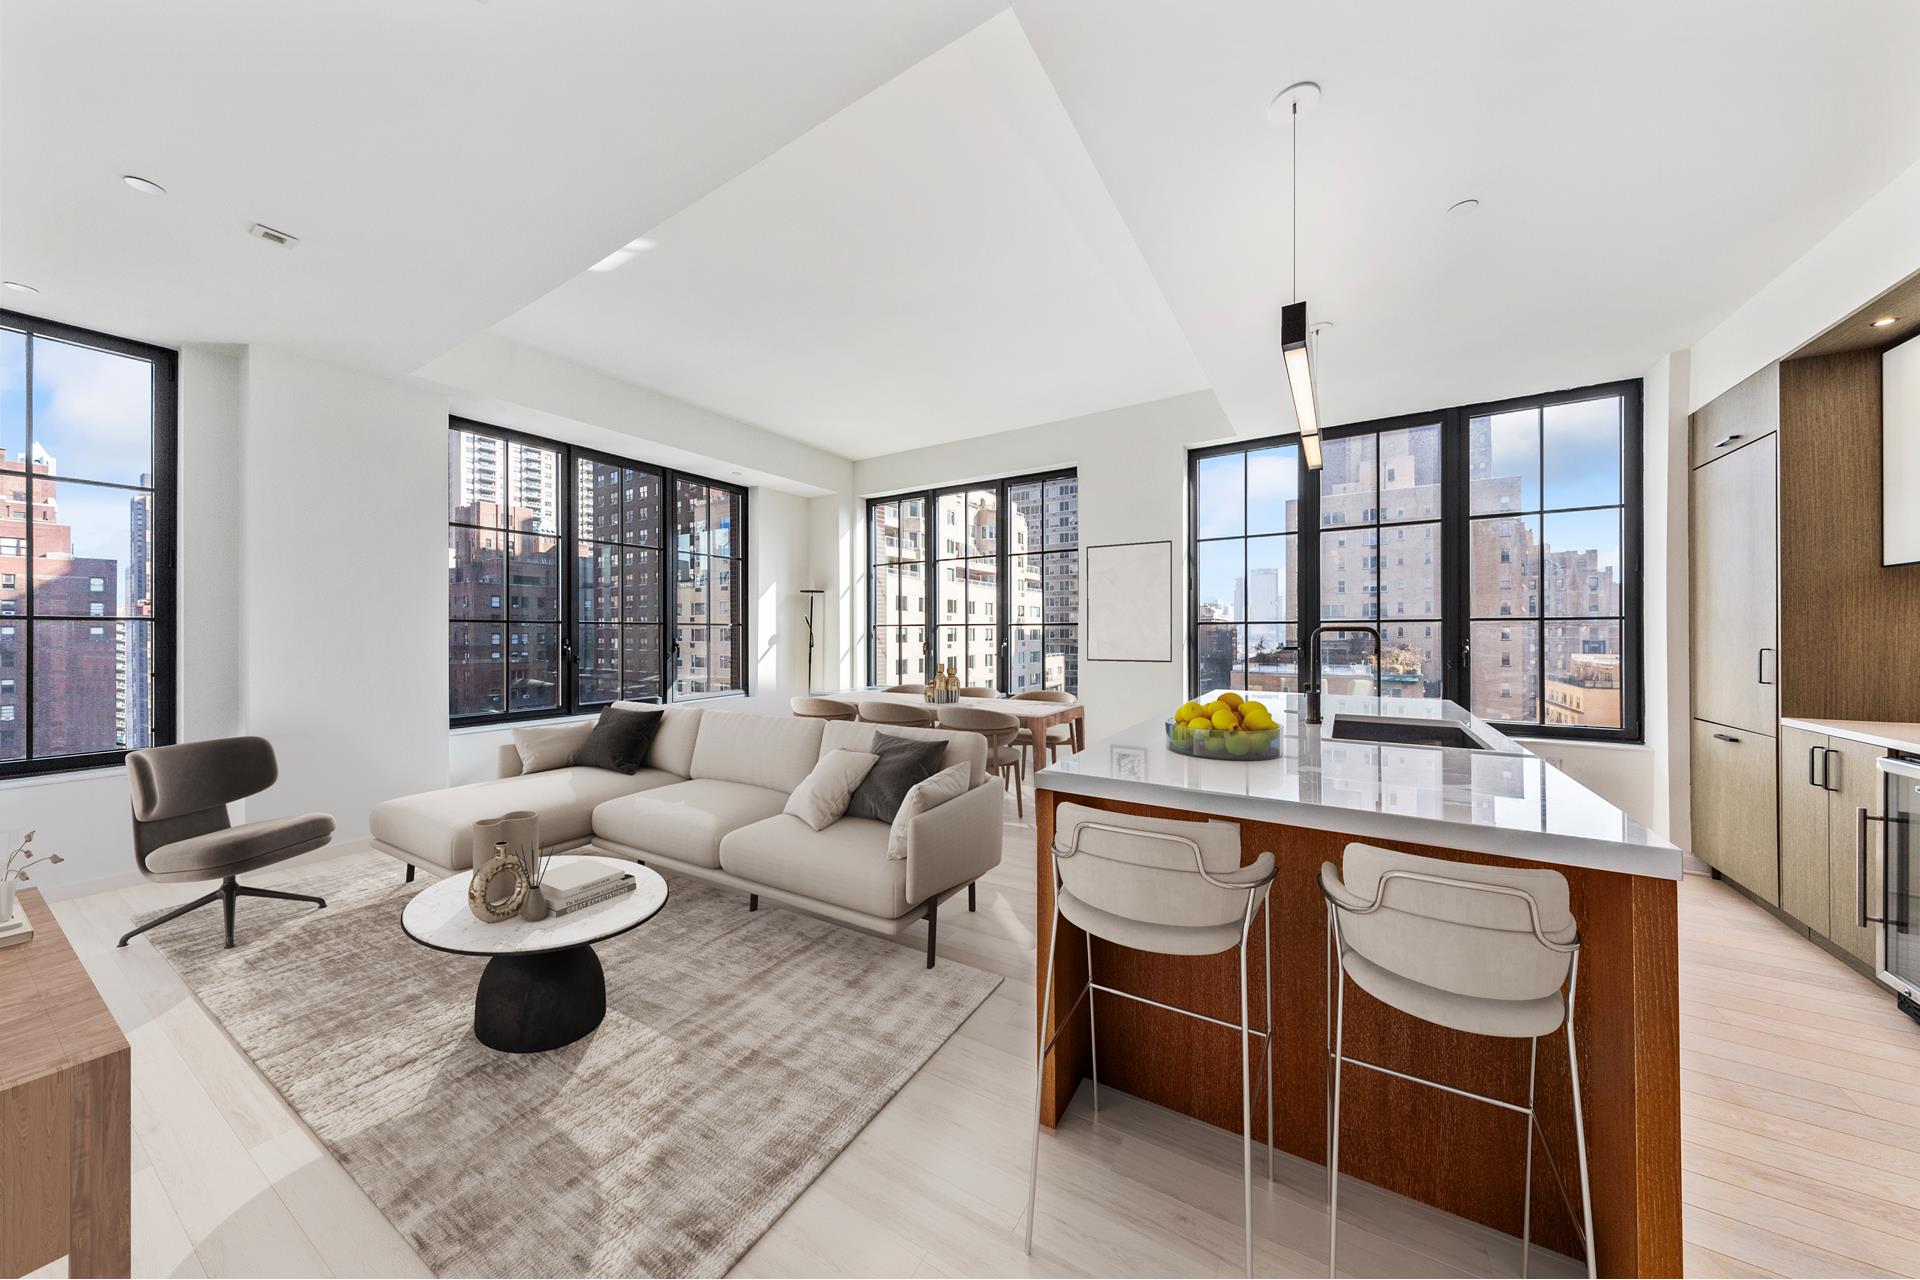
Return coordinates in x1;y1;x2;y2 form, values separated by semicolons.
1165;692;1282;760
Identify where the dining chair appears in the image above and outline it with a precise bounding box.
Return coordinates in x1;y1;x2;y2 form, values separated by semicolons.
1321;844;1594;1279
1012;689;1077;764
858;700;938;727
1026;803;1275;1277
959;686;999;698
936;705;1025;816
882;683;925;694
790;696;858;721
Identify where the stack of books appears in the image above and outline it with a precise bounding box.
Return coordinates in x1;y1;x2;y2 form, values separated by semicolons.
541;862;637;916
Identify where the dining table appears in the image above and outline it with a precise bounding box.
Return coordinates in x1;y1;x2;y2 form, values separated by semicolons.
823;689;1085;777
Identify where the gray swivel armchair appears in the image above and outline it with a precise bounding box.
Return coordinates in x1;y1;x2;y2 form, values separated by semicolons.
118;736;335;949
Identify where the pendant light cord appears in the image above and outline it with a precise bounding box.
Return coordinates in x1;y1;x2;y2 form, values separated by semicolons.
1291;103;1298;304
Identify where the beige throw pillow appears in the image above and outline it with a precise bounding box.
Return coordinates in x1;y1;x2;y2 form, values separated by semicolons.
512;721;593;774
784;750;880;831
887;763;971;860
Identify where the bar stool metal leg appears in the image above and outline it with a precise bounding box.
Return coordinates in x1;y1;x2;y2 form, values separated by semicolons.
1265;898;1275;1182
1086;931;1100;1115
1238;920;1254;1277
1523;1035;1538;1277
1024;902;1063;1256
1327;962;1347;1279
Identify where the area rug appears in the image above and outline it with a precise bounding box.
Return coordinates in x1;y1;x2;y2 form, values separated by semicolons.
141;852;1001;1277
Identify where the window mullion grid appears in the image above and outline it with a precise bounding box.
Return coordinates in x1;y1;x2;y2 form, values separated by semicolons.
18;333;31;761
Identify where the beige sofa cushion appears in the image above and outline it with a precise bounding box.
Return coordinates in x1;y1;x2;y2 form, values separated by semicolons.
591;778;788;869
613;701;703;776
784;750;879;831
719;815;908;920
372;767;675;871
691;710;824;793
820;721;985;789
887;762;970;859
512;721;593;774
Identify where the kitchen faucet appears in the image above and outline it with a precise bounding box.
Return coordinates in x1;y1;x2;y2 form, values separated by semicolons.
1304;624;1382;725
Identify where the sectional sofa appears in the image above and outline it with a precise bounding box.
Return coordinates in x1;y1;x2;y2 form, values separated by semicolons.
369;704;1003;964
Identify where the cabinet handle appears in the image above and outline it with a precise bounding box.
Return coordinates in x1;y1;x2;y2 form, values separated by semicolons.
1713;432;1744;449
1824;748;1841;793
1858;807;1889;928
1713;732;1740;743
1758;648;1775;685
1810;745;1826;788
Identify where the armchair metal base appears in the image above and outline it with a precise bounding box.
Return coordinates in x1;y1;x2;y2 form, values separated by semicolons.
117;875;327;950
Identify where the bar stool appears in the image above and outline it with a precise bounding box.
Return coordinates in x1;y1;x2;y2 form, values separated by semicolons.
1321;844;1594;1279
790;696;857;721
858;700;937;727
935;705;1024;816
1026;803;1276;1277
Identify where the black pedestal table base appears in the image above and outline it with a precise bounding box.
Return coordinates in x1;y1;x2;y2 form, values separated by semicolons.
473;943;606;1053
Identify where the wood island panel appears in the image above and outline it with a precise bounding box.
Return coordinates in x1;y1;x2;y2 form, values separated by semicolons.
1035;789;1681;1278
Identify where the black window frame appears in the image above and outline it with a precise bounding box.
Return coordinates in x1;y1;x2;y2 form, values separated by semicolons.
1188;377;1643;743
867;467;1079;695
0;308;178;780
447;416;749;728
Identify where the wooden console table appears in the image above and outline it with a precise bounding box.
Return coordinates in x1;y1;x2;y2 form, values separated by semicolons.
0;889;131;1278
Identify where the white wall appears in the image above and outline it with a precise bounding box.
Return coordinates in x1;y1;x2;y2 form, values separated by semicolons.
1641;350;1692;845
850;390;1232;738
1690;155;1920;413
238;347;449;838
416;333;852;498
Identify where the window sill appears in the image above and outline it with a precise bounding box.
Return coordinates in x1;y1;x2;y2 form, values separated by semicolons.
0;763;128;790
1508;736;1649;753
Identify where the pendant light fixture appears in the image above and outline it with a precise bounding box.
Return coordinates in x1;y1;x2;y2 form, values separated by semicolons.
1271;81;1323;469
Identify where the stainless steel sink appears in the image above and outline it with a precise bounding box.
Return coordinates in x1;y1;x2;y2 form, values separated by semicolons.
1327;715;1497;751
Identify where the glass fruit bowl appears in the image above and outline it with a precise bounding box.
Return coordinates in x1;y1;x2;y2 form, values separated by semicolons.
1165;718;1282;761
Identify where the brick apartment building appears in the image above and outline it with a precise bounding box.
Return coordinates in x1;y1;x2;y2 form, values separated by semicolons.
0;445;129;760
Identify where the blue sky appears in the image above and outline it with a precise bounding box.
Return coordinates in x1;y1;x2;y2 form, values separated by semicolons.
0;331;154;485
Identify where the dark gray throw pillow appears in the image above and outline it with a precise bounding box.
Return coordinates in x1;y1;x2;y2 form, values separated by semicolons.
572;706;664;775
845;732;950;824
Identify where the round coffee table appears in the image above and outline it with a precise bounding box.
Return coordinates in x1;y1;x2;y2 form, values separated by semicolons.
401;854;668;1053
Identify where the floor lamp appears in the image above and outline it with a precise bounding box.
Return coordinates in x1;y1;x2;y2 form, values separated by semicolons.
801;588;824;693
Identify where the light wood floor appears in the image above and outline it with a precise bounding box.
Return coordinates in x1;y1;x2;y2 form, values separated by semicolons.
29;784;1920;1279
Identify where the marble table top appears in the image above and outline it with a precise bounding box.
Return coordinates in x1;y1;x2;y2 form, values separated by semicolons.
401;855;668;957
1036;692;1681;880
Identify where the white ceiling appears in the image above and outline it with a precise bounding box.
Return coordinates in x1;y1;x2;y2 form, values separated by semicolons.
6;1;1920;458
1014;0;1920;435
0;0;1001;372
492;11;1209;459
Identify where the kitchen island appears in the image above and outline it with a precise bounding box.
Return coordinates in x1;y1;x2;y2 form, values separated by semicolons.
1034;694;1681;1276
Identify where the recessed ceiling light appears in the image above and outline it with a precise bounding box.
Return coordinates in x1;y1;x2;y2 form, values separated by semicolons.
1873;315;1900;328
1447;198;1481;217
122;175;166;195
3;281;39;295
588;237;658;273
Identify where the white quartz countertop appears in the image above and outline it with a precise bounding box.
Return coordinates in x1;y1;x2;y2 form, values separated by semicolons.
1780;716;1920;756
1035;693;1681;880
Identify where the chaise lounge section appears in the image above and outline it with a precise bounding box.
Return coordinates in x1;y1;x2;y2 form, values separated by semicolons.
370;704;1003;964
